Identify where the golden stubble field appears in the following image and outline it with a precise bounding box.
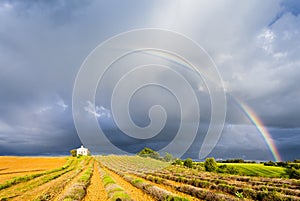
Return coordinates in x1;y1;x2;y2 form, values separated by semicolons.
0;156;66;182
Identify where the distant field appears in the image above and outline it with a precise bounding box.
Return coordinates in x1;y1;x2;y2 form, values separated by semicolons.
0;156;299;201
220;163;287;178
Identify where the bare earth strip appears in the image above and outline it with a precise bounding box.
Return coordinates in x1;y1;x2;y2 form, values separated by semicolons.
83;163;108;201
103;166;156;201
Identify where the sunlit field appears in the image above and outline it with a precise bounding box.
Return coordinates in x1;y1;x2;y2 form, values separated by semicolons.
0;156;299;201
221;163;286;178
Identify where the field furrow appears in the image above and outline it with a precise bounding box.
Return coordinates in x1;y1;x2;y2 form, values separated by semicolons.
29;158;88;201
101;164;155;201
83;162;107;201
14;168;78;201
55;157;93;201
98;155;300;201
99;157;199;201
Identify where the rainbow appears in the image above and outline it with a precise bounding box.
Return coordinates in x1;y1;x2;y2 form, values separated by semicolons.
235;98;282;162
140;49;282;161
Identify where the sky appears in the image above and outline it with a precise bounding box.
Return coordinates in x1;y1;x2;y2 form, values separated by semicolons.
0;0;299;161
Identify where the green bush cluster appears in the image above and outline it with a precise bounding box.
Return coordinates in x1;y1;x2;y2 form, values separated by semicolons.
172;159;183;166
218;164;240;174
218;158;248;163
137;147;174;162
183;158;193;168
264;160;300;169
204;158;218;172
137;147;161;160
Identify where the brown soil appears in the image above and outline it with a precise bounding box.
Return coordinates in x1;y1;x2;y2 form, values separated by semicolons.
83;163;108;201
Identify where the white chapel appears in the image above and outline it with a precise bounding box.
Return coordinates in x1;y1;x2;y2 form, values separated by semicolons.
76;145;89;156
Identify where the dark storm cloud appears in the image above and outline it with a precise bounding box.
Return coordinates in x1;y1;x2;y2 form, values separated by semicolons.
0;0;162;155
0;1;100;154
0;0;299;160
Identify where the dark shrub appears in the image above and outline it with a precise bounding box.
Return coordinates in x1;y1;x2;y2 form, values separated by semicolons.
183;158;193;168
286;167;300;179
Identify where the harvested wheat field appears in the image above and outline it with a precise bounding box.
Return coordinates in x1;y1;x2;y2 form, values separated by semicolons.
0;156;299;201
0;156;67;182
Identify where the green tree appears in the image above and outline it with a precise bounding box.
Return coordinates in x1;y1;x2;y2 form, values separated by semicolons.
294;159;300;163
70;149;77;157
164;152;173;162
137;147;161;160
204;157;218;172
183;158;193;168
264;160;276;166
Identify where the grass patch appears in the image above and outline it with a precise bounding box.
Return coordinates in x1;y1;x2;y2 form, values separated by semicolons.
220;163;287;178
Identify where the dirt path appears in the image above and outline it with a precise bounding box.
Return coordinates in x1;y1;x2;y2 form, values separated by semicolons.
103;166;156;201
83;163;108;201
